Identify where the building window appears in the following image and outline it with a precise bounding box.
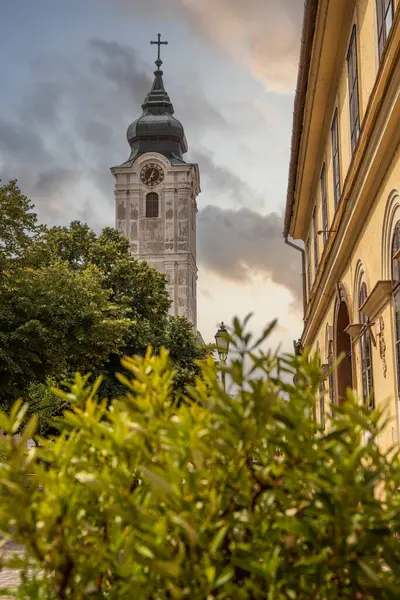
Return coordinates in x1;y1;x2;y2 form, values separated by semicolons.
320;164;328;244
312;206;318;273
306;238;311;298
331;109;341;207
392;221;400;398
376;0;394;61
319;381;326;429
145;193;159;218
359;282;374;409
328;356;335;417
347;26;361;154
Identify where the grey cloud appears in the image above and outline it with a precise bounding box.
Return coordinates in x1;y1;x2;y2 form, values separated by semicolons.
0;38;226;229
115;0;303;92
33;167;72;197
88;37;227;132
197;205;302;304
89;38;151;102
189;149;262;209
0;34;300;302
78;118;113;148
183;0;303;92
23;81;62;126
0;119;47;163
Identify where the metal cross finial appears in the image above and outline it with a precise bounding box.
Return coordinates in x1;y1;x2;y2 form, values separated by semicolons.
150;34;168;68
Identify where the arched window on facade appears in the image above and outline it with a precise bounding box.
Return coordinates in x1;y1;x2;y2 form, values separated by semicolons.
359;282;374;409
391;221;400;395
146;193;159;218
336;299;353;404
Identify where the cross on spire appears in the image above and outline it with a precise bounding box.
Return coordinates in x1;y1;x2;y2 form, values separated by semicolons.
150;34;168;69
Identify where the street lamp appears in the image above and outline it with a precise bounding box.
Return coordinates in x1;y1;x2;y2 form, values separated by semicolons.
215;322;229;391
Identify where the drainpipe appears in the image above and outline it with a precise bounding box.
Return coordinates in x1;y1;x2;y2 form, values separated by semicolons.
284;237;307;318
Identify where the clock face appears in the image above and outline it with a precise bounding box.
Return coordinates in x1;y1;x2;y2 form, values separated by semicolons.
140;163;164;187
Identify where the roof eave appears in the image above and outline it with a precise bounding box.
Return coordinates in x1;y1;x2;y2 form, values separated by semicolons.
283;0;319;239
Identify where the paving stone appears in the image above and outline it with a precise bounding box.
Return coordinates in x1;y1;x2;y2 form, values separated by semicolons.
0;546;24;599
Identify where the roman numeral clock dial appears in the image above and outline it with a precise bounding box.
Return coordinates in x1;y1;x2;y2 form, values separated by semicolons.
140;163;164;187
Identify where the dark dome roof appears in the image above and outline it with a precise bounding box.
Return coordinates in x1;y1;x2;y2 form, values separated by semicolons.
124;66;188;165
127;113;186;146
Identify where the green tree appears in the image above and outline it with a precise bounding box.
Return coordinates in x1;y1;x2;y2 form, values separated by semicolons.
24;378;68;439
0;318;400;599
161;315;208;394
24;220;207;398
0;182;208;414
25;222;171;329
95;315;208;402
0;261;130;406
0;179;39;270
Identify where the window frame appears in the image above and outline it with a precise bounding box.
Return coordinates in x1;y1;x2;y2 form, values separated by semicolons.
319;381;326;429
306;238;311;299
376;0;394;61
145;192;159;219
392;221;400;287
328;357;335;416
331;108;341;207
312;205;318;274
359;282;374;409
320;163;328;244
347;25;361;154
391;221;400;400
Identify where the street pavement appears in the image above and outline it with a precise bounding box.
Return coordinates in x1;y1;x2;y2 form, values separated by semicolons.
0;541;24;599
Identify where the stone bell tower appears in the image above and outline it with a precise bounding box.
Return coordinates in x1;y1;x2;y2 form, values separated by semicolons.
111;35;200;329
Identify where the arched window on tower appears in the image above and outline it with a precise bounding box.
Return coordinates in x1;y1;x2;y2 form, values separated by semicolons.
391;221;400;396
359;282;374;409
146;193;159;218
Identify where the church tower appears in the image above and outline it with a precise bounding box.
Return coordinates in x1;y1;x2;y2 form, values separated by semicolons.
111;35;200;329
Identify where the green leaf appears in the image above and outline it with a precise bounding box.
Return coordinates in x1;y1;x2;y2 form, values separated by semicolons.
141;467;174;495
215;565;234;588
210;524;229;555
136;544;155;560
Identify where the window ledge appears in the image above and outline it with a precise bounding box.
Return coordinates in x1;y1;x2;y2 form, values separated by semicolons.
321;362;329;379
359;280;392;321
344;323;362;341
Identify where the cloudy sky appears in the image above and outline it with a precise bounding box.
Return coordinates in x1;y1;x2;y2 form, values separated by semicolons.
1;0;304;351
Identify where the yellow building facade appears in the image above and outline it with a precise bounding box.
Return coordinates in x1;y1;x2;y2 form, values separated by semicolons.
284;0;400;449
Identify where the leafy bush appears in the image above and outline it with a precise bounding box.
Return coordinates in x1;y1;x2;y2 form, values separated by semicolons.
24;378;70;439
0;318;400;599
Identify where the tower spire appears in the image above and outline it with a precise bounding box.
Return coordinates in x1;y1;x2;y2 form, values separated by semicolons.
119;34;188;165
150;34;168;71
142;34;172;113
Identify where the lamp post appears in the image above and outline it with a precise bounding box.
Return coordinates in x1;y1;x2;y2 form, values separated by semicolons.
215;322;229;391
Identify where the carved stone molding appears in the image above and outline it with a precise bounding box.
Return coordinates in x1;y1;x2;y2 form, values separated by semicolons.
376;316;388;378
